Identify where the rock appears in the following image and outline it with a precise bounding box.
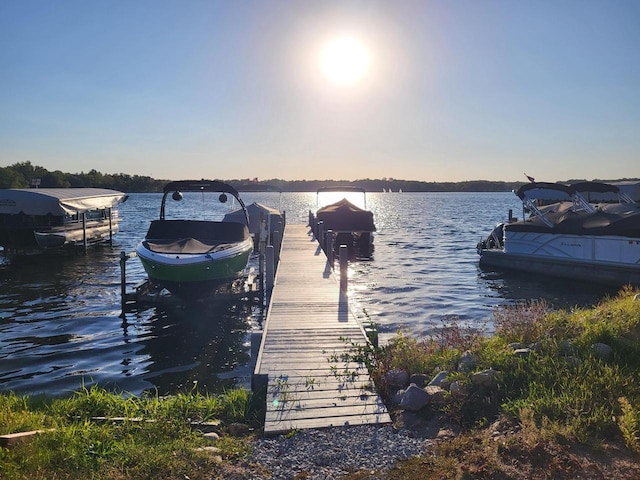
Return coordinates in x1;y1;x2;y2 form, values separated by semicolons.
437;428;455;439
425;385;446;404
384;368;410;389
427;371;449;388
634;293;640;302
391;389;405;406
591;342;613;360
409;373;430;388
471;368;499;388
194;446;223;462
449;380;467;397
228;422;251;436
203;432;220;441
458;351;478;372
558;340;573;354
508;342;524;350
195;446;221;453
513;348;532;358
399;384;431;411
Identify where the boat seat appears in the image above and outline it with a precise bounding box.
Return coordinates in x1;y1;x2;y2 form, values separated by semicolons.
143;237;233;255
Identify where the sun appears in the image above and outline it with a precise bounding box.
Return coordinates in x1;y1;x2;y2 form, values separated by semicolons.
320;35;371;87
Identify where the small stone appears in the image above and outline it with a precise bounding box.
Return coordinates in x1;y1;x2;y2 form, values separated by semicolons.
458;351;478;372
399;384;431;411
558;340;572;354
513;348;532;358
427;371;449;387
392;389;405;406
449;380;467;397
591;342;613;360
203;432;220;441
228;422;251;436
437;428;455;439
195;446;221;453
409;373;430;387
384;368;410;389
425;385;446;404
471;368;499;388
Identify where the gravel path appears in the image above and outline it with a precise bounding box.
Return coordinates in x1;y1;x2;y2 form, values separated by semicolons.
246;424;432;479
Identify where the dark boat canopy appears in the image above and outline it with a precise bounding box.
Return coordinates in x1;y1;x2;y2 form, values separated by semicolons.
316;198;376;232
515;182;574;202
571;182;621;195
162;180;241;197
516;181;636;209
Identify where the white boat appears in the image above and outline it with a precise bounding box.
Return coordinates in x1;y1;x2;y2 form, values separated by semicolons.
223;201;284;248
477;182;640;286
222;184;285;248
136;180;253;297
0;188;128;254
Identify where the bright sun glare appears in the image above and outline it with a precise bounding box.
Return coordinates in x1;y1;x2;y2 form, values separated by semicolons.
320;35;371;87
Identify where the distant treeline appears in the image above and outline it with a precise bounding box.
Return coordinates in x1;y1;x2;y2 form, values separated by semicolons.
1;162;637;193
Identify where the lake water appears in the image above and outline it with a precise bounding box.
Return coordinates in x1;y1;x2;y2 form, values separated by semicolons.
0;191;619;397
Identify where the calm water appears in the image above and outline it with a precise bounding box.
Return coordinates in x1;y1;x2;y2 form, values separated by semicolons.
0;192;618;396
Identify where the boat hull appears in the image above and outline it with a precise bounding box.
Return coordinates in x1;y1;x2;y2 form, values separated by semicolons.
136;238;253;295
479;250;640;286
479;232;640;287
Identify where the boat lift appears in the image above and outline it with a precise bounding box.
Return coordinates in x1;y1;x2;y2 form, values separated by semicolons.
119;222;283;315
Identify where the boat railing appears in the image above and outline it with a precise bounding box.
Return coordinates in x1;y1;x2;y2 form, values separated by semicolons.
571;192;596;214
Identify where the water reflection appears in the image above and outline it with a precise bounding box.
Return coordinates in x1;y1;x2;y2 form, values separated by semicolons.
121;299;256;395
479;266;619;310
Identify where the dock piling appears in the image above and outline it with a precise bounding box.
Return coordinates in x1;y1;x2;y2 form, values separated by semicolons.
265;245;275;302
326;229;334;266
339;245;348;292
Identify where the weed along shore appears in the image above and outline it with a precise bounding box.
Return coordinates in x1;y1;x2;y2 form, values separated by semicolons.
2;288;640;479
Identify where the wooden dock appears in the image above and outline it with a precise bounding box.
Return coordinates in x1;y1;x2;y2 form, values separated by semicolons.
253;224;390;435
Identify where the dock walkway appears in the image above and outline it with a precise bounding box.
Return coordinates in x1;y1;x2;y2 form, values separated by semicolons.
254;224;390;435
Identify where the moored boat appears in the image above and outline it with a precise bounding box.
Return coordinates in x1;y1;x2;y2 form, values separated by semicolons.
136;180;253;297
0;188;127;255
223;184;285;248
311;186;376;257
477;181;640;286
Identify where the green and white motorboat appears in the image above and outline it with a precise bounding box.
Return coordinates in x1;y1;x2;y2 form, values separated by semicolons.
136;180;253;297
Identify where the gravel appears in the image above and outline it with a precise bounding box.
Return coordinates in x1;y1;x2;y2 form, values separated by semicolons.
247;424;432;479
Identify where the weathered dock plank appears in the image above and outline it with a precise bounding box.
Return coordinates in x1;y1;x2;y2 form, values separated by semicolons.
254;224;390;435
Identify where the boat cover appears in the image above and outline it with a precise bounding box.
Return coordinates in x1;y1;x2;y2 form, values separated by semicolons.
516;182;574;202
316;198;376;232
0;188;128;216
223;202;283;235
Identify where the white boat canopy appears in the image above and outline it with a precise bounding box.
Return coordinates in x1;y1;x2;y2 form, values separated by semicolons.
0;188;128;216
223;202;283;235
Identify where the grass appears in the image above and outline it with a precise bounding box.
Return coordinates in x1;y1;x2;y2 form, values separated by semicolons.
2;287;640;479
0;384;264;480
371;286;640;478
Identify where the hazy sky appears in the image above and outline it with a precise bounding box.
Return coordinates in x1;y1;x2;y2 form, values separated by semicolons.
1;1;638;183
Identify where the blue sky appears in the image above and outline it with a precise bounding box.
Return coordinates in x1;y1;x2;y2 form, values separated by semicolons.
1;1;638;182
